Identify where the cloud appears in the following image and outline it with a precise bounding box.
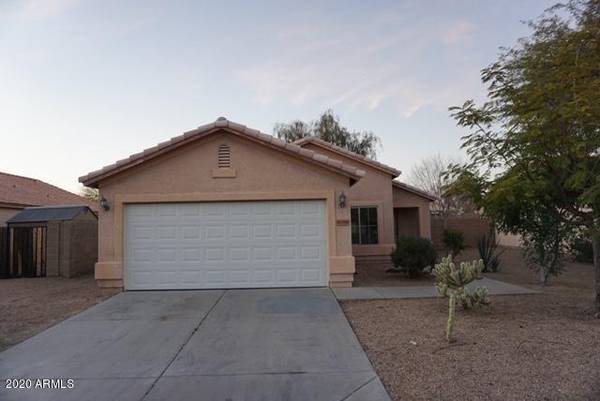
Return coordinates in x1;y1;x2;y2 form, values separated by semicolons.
441;20;476;45
234;12;478;118
16;0;80;20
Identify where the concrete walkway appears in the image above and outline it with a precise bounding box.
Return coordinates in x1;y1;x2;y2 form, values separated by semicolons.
0;288;390;401
333;277;538;301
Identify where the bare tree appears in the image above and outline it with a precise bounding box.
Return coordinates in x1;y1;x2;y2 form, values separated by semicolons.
407;154;474;217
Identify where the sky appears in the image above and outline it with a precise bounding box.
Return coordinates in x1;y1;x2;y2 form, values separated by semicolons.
0;0;556;193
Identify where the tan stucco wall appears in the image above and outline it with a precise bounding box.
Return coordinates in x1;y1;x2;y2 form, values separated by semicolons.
392;186;432;239
44;212;97;278
301;144;397;257
431;214;491;249
46;221;60;276
496;231;522;247
0;207;21;227
68;212;98;277
94;131;355;288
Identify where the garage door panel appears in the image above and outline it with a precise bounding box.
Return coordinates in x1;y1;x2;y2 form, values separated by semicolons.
181;226;201;239
301;269;322;281
229;225;250;239
181;248;202;261
125;200;328;290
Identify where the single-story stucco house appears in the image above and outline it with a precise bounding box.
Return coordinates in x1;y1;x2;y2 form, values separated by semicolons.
79;117;434;290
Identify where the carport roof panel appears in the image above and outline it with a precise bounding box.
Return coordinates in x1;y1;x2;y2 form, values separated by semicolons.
7;205;94;224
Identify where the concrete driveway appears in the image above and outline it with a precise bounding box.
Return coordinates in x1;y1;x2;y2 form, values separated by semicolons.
0;288;390;401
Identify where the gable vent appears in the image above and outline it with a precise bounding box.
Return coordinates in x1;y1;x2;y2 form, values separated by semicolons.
217;144;231;168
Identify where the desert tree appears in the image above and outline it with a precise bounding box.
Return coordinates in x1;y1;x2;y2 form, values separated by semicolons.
80;186;99;201
274;109;381;158
447;0;600;308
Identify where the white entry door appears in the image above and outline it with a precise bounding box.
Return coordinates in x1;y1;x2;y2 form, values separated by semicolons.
125;200;328;290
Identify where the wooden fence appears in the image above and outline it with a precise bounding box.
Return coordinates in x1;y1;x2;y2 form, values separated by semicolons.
0;226;47;278
0;227;8;278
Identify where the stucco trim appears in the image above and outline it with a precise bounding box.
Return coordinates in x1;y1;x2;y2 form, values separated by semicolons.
211;167;237;178
95;262;123;279
107;191;340;289
352;243;396;256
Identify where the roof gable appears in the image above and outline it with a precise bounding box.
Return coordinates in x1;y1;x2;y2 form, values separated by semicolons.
294;137;401;177
79;118;366;187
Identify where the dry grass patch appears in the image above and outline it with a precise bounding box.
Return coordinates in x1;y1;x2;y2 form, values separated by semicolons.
0;275;119;351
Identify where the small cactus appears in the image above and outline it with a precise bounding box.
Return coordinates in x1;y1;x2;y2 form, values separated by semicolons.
434;256;489;342
459;287;490;309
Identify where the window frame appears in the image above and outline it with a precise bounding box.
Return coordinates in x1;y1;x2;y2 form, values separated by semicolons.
351;206;379;245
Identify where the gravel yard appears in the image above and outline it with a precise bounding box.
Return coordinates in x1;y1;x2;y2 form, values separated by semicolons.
343;248;600;401
0;275;119;351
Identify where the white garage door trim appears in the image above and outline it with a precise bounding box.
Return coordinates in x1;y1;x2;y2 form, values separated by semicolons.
124;200;328;290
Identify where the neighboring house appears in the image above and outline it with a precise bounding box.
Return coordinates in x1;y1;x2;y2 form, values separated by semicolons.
0;171;98;226
79;117;434;290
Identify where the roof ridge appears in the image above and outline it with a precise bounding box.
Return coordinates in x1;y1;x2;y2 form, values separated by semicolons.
0;170;87;199
293;136;401;177
79;117;366;186
0;170;42;183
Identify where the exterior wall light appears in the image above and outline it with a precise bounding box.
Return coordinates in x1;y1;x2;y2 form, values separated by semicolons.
100;197;110;211
338;192;347;208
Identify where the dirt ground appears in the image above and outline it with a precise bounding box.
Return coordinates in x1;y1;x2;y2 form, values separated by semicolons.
343;247;600;401
0;275;119;351
354;246;592;290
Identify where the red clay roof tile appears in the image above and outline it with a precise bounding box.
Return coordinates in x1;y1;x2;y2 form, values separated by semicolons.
0;172;98;211
79;118;366;186
294;136;401;177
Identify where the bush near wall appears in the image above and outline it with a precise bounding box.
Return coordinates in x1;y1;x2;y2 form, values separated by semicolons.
431;213;491;249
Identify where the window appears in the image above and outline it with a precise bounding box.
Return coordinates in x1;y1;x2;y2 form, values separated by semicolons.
351;207;378;244
217;144;231;168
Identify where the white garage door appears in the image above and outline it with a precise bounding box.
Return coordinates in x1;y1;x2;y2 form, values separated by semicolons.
125;200;328;290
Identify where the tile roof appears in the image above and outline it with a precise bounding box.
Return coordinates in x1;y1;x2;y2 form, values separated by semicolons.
79;117;366;187
392;180;437;201
7;206;95;224
0;171;98;212
293;136;401;177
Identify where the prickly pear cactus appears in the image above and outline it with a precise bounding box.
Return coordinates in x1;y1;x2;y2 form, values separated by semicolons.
434;256;489;342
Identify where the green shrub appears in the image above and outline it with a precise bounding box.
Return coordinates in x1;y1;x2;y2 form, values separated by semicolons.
443;229;466;256
569;235;593;263
477;231;504;272
390;236;437;278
